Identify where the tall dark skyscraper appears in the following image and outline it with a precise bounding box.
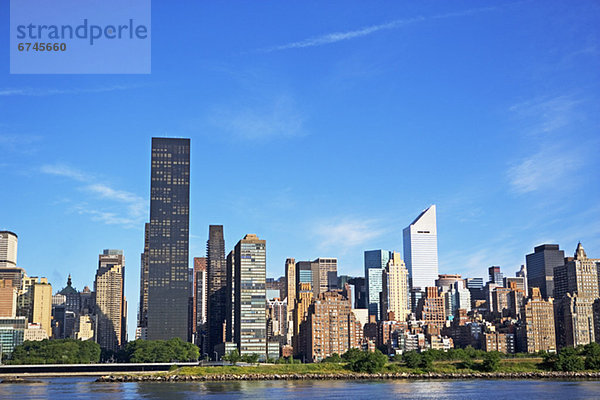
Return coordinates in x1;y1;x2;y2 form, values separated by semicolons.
138;222;150;333
526;244;565;299
146;137;190;341
206;225;226;353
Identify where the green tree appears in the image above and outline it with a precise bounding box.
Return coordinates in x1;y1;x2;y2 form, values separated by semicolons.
9;339;101;364
481;351;501;372
322;353;342;363
348;350;388;373
242;353;260;364
402;351;422;369
554;347;584;371
223;349;241;365
342;348;364;363
584;343;600;370
420;352;434;370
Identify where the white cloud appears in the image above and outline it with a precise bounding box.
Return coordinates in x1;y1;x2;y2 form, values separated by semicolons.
313;217;387;254
209;96;305;140
258;6;497;52
0;85;143;97
0;134;41;153
509;96;581;136
41;163;145;228
41;163;89;182
507;146;583;194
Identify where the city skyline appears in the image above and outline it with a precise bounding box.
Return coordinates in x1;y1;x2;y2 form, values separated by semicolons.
2;1;599;341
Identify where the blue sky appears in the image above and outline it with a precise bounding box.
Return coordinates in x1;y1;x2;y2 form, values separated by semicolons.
1;1;599;339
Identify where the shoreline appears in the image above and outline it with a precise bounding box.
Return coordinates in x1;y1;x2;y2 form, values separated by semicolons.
95;371;600;382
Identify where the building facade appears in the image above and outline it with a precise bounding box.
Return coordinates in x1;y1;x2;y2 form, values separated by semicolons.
234;234;267;357
94;249;125;352
519;288;556;353
138;222;150;332
384;252;410;322
0;231;18;268
146;137;191;341
305;291;362;362
364;250;391;320
207;225;227;352
526;244;565;299
403;205;439;290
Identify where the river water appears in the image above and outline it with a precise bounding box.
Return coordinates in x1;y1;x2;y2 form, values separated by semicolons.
1;377;600;399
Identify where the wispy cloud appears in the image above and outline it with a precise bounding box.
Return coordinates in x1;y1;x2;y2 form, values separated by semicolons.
313;217;387;254
208;95;305;140
40;163;88;181
0;134;41;154
507;145;583;194
41;163;145;228
509;95;582;136
506;95;590;194
257;6;497;53
0;84;143;97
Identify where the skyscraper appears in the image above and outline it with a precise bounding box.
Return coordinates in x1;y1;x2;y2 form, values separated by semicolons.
284;258;296;344
403;205;439;290
364;249;391;320
554;243;598;348
146;137;190;341
313;258;337;295
138;222;149;332
207;225;226;353
383;251;410;322
0;231;18;268
95;249;125;351
31;279;52;338
234;234;267;357
518;287;556;353
193;257;207;346
488;266;503;285
526;244;565;299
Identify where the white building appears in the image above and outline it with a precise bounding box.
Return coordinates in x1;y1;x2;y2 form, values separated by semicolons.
0;231;18;268
403;205;439;290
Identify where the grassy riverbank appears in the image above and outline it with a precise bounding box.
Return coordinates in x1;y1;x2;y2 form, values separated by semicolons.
169;358;547;377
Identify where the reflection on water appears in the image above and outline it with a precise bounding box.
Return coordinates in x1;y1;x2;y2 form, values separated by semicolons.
1;378;600;399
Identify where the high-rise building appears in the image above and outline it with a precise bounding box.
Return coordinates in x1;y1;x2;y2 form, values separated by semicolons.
417;287;446;330
364;250;391;320
349;277;367;309
465;277;485;307
303;290;362;362
0;279;17;318
559;293;595;347
518;287;556;353
488;266;503;285
384;252;410;322
554;243;598;301
146;137;190;341
403;205;439;289
31;279;52;338
234;234;267;357
554;243;598;348
225;249;235;343
207;225;226;352
293;282;313;357
516;264;528;295
444;281;471;318
526;244;565;299
138;222;150;331
95;249;125;351
284;258;296;344
313;258;337;295
0;231;18;268
193;257;207;345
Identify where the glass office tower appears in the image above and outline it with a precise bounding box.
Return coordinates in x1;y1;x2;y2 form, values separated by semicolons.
147;137;190;341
